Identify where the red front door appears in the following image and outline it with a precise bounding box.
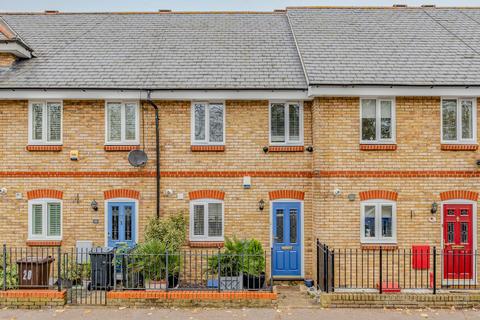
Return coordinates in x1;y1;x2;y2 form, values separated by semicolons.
443;204;473;280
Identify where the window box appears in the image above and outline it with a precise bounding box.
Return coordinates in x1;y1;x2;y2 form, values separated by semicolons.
360;98;395;144
28;101;63;146
441;98;477;145
361;200;396;244
269;101;304;146
191;102;225;147
105;101;140;146
28;199;62;241
189;199;224;242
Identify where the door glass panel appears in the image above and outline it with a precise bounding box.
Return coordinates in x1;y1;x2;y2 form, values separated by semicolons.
276;209;284;243
111;206;119;240
447;209;455;216
124;206;132;241
461;209;468;216
193;205;205;236
289;209;298;243
361;99;376;141
461;222;468;243
364;205;376;238
381;205;393;238
447;222;454;243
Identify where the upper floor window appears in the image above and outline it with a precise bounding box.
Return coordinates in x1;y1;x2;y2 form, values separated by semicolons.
361;200;396;244
105;101;140;145
191;102;225;145
28;101;62;145
269;101;303;145
441;98;476;144
189;199;224;241
28;199;62;241
360;98;395;144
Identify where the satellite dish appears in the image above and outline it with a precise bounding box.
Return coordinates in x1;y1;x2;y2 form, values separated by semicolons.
128;150;148;167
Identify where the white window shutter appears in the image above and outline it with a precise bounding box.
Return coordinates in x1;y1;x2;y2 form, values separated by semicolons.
32;204;43;236
32;103;44;141
47;202;61;237
208;203;223;237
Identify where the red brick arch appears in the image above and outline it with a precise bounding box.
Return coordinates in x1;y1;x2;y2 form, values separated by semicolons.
189;190;225;201
359;190;398;202
104;189;140;200
27;189;63;200
269;190;305;201
440;190;479;202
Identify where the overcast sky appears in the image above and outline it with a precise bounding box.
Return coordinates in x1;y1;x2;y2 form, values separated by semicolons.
0;0;477;12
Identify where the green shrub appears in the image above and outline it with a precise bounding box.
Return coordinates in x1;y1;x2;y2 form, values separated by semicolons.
0;254;18;289
144;213;187;252
132;239;180;280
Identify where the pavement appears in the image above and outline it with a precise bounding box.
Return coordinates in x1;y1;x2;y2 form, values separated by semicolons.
0;306;479;320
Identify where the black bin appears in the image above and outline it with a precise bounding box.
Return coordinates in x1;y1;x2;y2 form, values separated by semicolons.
88;247;114;291
16;257;55;288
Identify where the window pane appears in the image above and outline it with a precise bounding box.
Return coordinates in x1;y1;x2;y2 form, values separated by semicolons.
32;103;43;141
442;100;457;141
271;103;285;143
289;209;298;243
276;209;284;243
47;203;61;237
289;104;300;141
381;205;393;238
208;203;222;237
193;205;205;236
461;100;473;140
209;104;224;143
47;102;61;142
361;99;376;141
107;103;122;142
32;204;43;236
364;205;376;238
111;206;119;240
125;103;137;141
125;206;132;241
380;101;392;140
194;104;206;141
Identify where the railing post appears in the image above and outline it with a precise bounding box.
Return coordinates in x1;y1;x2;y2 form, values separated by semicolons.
165;250;169;292
2;244;6;291
217;248;221;293
316;239;320;290
379;247;383;294
330;248;335;292
432;246;437;295
270;247;273;293
57;246;61;292
324;244;328;293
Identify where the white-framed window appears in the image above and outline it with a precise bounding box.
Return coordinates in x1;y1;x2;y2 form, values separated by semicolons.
189;199;224;241
28;199;62;241
28;101;63;145
361;200;396;244
360;98;395;144
191;102;225;145
441;98;477;144
105;101;140;145
269;101;304;145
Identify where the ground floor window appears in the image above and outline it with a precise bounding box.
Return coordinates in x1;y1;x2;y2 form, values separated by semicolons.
28;199;62;240
361;200;396;244
189;199;224;241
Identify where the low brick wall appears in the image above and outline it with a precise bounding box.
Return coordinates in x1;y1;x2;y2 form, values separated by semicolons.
0;290;67;309
107;291;278;308
319;292;480;309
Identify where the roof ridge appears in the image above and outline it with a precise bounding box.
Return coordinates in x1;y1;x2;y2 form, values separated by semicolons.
0;11;284;15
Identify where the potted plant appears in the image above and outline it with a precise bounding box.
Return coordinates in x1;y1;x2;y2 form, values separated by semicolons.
206;237;245;290
241;239;265;290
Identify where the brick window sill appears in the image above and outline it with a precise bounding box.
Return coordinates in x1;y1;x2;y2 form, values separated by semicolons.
188;241;224;248
26;240;62;247
268;146;304;152
441;144;478;151
191;145;225;152
26;145;63;152
361;244;398;251
359;144;397;151
104;145;140;152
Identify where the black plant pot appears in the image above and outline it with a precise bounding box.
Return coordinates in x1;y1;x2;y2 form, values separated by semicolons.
243;272;265;290
168;273;179;288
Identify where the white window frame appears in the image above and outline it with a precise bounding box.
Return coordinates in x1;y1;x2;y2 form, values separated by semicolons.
104;100;140;145
440;97;477;144
189;199;224;242
360;200;397;244
268;101;304;146
190;101;226;145
28;100;63;145
28;198;63;241
359;98;396;144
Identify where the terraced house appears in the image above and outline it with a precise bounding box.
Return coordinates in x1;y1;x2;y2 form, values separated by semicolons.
1;6;480;288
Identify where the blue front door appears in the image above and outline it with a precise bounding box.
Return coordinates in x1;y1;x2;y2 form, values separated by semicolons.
107;202;136;248
272;202;301;277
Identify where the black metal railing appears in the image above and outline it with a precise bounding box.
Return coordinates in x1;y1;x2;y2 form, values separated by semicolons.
317;240;479;294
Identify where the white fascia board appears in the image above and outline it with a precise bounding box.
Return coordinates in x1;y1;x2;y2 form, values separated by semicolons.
0;89;310;101
0;42;32;58
309;85;480;97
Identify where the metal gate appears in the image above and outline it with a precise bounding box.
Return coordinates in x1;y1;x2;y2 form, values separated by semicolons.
316;240;334;292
